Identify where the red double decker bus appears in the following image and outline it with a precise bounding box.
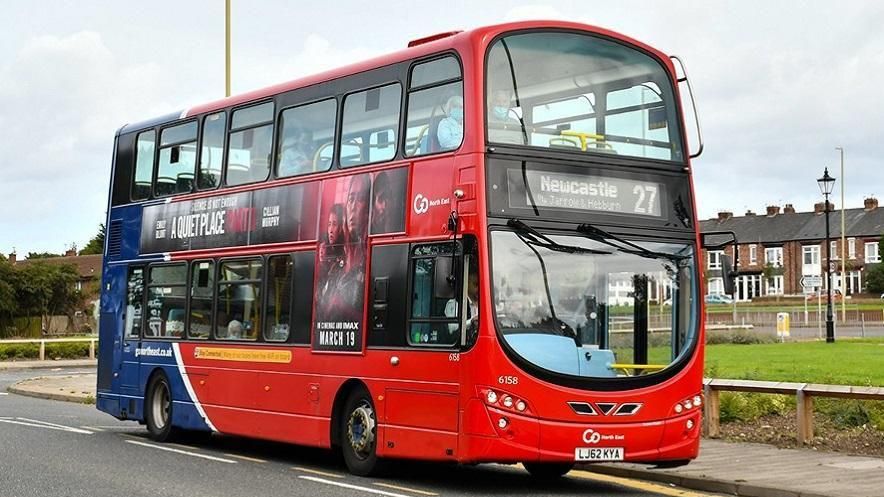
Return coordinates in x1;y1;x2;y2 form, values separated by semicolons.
97;20;707;477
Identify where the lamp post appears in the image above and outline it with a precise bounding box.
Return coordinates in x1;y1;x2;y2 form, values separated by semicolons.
817;168;836;343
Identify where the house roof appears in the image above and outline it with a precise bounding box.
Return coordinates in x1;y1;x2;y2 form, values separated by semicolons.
700;205;884;244
14;254;102;279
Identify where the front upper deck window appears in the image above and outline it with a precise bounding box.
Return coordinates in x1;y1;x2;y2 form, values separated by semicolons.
486;31;684;162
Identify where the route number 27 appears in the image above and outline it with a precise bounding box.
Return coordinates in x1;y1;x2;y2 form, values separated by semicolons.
633;185;658;215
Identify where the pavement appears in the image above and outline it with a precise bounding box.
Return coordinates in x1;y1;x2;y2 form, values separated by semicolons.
5;365;884;497
0;358;96;370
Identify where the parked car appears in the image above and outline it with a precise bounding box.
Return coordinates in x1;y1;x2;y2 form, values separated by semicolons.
704;294;734;304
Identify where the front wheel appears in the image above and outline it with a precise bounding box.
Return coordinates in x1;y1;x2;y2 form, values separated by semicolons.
341;389;385;476
523;462;574;479
145;373;177;442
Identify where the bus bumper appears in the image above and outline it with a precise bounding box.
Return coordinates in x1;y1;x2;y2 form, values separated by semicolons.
459;399;701;464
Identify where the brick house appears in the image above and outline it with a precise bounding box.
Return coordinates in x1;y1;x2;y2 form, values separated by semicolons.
9;249;102;296
700;198;882;300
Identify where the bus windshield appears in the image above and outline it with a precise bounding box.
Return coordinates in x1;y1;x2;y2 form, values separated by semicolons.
491;229;695;380
486;31;684;162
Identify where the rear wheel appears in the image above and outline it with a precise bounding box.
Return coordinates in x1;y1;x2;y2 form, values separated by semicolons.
340;389;385;476
145;373;177;442
523;462;574;479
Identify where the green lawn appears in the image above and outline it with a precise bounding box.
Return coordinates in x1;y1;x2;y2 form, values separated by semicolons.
705;338;884;385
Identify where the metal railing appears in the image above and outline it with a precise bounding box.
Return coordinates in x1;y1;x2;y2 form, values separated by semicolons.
703;378;884;443
0;337;97;361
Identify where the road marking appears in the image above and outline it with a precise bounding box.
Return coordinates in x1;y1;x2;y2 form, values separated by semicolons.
569;468;714;497
293;467;344;478
298;476;414;497
225;453;267;463
0;417;93;435
374;482;439;496
80;426;104;432
125;440;237;464
0;392;8;395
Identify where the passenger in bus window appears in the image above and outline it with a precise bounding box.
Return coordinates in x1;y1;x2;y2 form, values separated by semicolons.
278;129;313;177
437;95;464;150
227;317;244;339
444;267;479;339
487;89;524;145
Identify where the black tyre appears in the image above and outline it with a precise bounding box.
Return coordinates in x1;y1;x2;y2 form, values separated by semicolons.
523;462;574;479
340;388;385;476
145;373;178;442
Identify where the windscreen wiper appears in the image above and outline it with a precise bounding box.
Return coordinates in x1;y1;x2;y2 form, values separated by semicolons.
576;223;690;261
508;219;612;255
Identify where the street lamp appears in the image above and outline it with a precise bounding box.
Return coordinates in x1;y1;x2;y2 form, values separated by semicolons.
817;167;836;343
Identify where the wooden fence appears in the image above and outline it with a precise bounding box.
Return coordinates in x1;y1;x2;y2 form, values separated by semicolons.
703;378;884;443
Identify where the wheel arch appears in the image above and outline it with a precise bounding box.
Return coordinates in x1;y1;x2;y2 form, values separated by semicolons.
330;379;371;447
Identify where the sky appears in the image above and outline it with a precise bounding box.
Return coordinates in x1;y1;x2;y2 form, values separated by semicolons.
1;0;882;256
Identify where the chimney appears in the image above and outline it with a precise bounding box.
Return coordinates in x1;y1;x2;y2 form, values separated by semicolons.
745;209;756;216
783;204;796;214
64;248;76;257
7;252;15;264
717;211;733;222
814;201;834;215
766;205;781;217
865;197;879;211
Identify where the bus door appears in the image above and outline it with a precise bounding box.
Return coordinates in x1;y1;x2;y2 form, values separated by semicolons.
369;241;473;459
118;266;144;396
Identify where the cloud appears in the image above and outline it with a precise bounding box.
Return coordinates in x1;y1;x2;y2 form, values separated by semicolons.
235;33;379;94
0;31;174;254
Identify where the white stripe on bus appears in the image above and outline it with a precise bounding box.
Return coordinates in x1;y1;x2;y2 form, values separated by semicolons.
171;342;217;431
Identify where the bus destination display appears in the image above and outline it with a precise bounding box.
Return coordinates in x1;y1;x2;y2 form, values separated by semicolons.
507;169;663;217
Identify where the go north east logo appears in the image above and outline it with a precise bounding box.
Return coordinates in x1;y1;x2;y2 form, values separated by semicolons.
135;346;173;358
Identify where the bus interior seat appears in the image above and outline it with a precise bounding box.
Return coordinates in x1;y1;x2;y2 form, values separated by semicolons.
155;177;176;196
176;173;194;193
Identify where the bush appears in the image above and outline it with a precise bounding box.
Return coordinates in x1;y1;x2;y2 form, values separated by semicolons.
719;392;791;423
45;342;90;359
0;341;91;360
0;343;39;360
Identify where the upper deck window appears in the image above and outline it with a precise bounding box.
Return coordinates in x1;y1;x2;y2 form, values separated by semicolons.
486;31;684;162
405;56;464;157
276;98;337;178
156;121;198;196
227;102;274;186
340;83;402;167
198;112;226;190
132;130;156;201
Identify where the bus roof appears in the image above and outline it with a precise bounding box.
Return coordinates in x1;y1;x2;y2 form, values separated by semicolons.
119;20;670;135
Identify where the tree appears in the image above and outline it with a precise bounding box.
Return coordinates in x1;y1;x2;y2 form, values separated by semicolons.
26;252;62;260
79;223;106;255
0;256;17;324
14;262;80;325
866;264;884;294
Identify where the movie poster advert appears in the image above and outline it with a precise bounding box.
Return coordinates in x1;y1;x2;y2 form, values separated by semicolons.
312;168;407;352
140;183;319;253
368;167;408;235
313;173;371;352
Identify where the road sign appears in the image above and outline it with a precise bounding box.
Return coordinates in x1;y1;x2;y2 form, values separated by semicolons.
801;275;822;288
